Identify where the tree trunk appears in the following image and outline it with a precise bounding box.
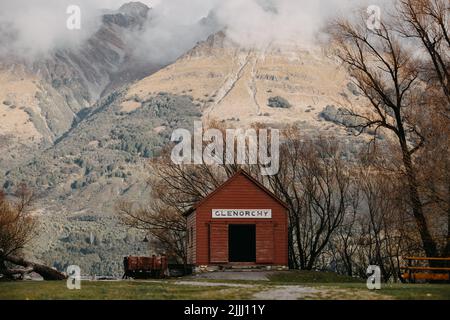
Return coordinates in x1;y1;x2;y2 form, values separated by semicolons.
400;141;438;258
287;225;298;269
1;255;66;280
444;178;450;257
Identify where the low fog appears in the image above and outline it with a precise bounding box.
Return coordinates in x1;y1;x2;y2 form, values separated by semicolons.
0;0;390;64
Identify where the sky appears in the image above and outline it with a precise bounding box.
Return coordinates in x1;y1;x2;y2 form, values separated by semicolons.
0;0;391;61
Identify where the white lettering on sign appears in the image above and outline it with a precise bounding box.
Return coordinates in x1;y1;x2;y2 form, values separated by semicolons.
212;209;272;219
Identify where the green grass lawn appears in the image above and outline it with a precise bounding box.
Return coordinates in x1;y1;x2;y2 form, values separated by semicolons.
267;271;450;300
0;271;449;300
0;280;259;300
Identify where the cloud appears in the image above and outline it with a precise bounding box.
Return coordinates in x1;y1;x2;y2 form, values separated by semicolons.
0;0;393;62
0;1;113;58
129;0;380;65
212;0;393;48
129;0;221;65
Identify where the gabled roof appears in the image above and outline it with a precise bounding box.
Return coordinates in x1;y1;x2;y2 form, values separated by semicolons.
183;169;289;217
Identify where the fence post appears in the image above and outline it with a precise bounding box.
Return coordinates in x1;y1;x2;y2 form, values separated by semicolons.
408;258;412;284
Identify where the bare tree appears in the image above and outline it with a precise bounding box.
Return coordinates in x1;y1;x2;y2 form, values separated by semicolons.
328;182;361;277
266;131;351;270
117;122;352;270
397;0;449;109
414;110;450;256
0;186;65;280
356;167;408;281
117;145;237;263
395;1;450;258
117;200;187;263
116;121;269;263
0;186;36;260
328;11;439;258
329;154;422;282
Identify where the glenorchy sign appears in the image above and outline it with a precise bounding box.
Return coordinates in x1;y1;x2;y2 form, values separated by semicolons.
212;209;272;219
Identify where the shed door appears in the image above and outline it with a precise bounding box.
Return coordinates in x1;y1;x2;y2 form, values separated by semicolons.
256;224;274;263
229;224;256;262
209;223;228;263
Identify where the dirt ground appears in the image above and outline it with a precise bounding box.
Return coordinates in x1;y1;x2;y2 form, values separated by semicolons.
253;285;393;300
188;271;271;281
179;271;393;300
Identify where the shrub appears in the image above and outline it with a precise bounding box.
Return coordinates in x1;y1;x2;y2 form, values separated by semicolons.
268;96;291;109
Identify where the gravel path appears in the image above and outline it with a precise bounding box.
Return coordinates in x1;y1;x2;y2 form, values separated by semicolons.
253;286;321;300
253;286;393;300
134;273;390;300
174;281;255;288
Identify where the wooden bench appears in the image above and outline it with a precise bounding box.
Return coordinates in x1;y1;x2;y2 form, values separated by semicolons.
401;257;450;283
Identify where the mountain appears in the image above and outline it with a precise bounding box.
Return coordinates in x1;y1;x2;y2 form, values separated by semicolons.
7;90;202;276
0;2;160;171
0;10;376;275
122;31;364;136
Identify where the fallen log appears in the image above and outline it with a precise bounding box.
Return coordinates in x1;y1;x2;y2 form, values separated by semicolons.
0;267;34;280
1;255;66;280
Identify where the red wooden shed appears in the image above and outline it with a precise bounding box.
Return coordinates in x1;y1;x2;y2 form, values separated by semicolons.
184;170;289;270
